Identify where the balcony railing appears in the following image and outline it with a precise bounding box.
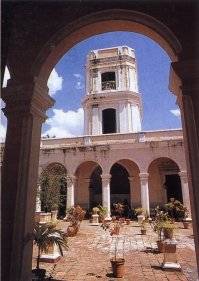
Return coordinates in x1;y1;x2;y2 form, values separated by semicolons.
102;81;116;90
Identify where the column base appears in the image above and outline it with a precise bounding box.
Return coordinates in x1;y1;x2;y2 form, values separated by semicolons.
104;215;112;222
162;262;181;271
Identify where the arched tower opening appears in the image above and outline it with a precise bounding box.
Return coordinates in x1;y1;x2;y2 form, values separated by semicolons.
102;108;116;134
101;71;116;90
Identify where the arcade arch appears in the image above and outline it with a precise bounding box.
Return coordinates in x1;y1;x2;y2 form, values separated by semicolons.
148;157;181;208
109;159;140;209
74;161;102;210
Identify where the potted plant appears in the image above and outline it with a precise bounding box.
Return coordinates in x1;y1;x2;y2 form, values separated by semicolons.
97;205;108;222
135;207;145;224
66;205;85;236
162;221;175;239
151;207;170;252
110;236;125;278
113;202;124;219
32;222;68;280
101;219;122;236
125;218;131;225
141;220;147;235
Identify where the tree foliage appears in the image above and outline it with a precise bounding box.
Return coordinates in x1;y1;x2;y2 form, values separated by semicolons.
33;222;68;270
39;163;67;212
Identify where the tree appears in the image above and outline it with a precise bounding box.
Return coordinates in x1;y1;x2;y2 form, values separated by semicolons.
39;164;67;213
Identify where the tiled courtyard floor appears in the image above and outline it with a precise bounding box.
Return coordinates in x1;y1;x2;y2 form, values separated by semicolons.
32;220;198;281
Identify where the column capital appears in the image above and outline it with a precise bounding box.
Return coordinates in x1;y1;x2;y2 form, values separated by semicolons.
169;60;199;99
2;77;54;121
179;170;188;181
67;175;76;186
139;172;149;180
101;174;111;181
128;176;134;182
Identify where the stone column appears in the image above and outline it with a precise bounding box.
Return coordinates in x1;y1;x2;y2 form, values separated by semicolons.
139;172;150;217
66;175;76;209
1;78;54;281
179;171;191;218
36;184;41;212
128;176;134;209
101;174;111;219
170;60;199;271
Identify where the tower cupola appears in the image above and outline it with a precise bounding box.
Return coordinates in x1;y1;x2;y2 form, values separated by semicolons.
82;46;142;135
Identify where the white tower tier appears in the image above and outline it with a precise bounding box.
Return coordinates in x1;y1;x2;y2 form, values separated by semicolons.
82;46;142;135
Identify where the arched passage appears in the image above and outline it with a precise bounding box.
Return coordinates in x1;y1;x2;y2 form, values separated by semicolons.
110;159;140;210
90;166;102;208
110;163;130;207
40;162;67;218
148;157;182;207
75;161;102;210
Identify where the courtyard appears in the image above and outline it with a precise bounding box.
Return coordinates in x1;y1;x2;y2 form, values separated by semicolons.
32;220;197;281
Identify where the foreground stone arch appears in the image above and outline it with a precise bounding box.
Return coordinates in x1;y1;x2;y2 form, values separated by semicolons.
34;9;181;84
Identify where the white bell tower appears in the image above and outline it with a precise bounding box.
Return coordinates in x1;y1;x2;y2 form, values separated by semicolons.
82;46;142;135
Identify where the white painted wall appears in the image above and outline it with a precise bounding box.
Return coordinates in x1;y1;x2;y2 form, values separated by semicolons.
131;105;142;132
92;107;100;134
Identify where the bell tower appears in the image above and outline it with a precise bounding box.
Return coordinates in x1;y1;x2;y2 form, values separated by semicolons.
82;46;142;135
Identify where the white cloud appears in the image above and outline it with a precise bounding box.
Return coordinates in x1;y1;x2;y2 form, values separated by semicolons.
2;66;11;88
47;69;63;96
0;123;6;142
170;109;181;118
73;73;84;90
0;99;7;142
42;108;84;138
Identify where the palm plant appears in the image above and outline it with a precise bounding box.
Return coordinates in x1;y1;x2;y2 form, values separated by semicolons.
33;222;68;271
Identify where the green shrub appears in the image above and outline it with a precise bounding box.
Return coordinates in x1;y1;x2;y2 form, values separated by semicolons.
164;200;188;221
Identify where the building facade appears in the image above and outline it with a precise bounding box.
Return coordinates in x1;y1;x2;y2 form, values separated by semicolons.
38;47;191;218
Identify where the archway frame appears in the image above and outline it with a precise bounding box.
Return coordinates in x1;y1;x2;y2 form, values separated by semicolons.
147;157;182;206
32;9;181;83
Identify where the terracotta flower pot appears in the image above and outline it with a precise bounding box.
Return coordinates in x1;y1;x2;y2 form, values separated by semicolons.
157;240;164;253
183;221;190;229
163;228;173;239
110;226;120;236
141;229;146;235
110;258;125;278
32;268;46;279
67;225;78;237
126;219;131;225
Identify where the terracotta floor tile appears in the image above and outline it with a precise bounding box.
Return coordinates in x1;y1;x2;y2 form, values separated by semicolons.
32;220;198;281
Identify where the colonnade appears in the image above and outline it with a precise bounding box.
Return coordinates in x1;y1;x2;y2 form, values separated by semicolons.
64;170;191;218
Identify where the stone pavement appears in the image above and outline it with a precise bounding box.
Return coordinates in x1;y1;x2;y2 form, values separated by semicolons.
32;220;198;281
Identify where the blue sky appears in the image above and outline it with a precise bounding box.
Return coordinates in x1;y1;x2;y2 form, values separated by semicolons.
1;31;181;140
